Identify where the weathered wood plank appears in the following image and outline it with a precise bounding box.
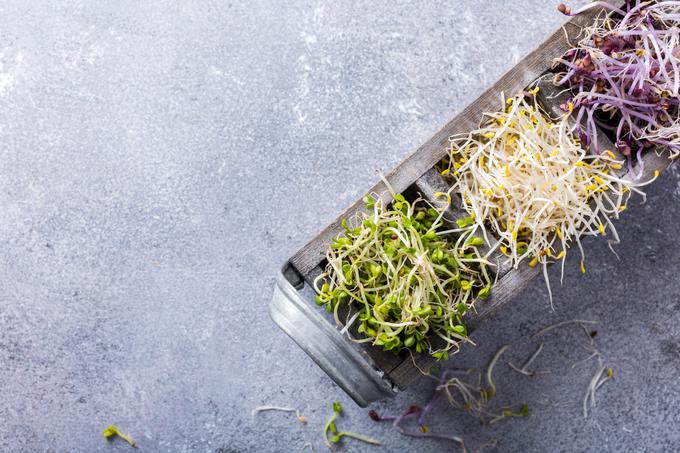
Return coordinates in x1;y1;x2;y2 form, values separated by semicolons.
466;263;544;328
289;5;622;278
303;265;324;288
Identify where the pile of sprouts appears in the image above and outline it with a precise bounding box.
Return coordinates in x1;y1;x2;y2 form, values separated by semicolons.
555;1;680;161
444;91;649;302
314;186;492;360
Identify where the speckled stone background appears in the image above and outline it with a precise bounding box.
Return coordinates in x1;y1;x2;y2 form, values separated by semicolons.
1;1;679;452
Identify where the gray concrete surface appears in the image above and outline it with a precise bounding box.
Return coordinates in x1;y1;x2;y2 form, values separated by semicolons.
0;1;678;452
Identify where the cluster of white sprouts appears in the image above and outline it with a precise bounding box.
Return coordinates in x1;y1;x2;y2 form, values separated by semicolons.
444;90;656;303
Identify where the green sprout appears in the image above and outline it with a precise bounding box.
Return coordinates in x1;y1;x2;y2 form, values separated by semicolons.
488;403;530;425
483;344;509;400
102;425;136;448
323;401;380;447
314;187;492;358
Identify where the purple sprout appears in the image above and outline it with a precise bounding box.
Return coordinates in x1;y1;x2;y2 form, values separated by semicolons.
368;403;465;446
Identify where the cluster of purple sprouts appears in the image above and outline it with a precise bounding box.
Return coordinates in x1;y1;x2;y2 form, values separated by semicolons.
555;1;680;171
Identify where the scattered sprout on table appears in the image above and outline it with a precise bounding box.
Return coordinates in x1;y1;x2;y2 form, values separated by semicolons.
507;342;546;377
483;344;509;400
368;404;465;448
531;317;613;418
103;425;136;448
314;181;492;359
323;401;381;448
555;1;680;160
532;319;598;338
368;349;527;450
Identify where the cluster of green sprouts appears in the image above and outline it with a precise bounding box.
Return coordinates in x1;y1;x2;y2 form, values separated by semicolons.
314;188;492;359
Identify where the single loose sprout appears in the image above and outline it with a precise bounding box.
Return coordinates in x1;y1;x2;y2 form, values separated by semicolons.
314;186;492;358
532;319;597;338
103;425;136;448
484;344;509;400
445;92;645;304
323;401;381;447
555;1;680;160
251;405;306;424
583;363;613;418
508;343;546;377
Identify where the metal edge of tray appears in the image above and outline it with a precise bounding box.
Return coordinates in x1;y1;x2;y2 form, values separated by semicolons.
269;263;397;407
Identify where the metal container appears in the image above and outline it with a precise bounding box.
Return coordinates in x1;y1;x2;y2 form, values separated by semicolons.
270;263;396;406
